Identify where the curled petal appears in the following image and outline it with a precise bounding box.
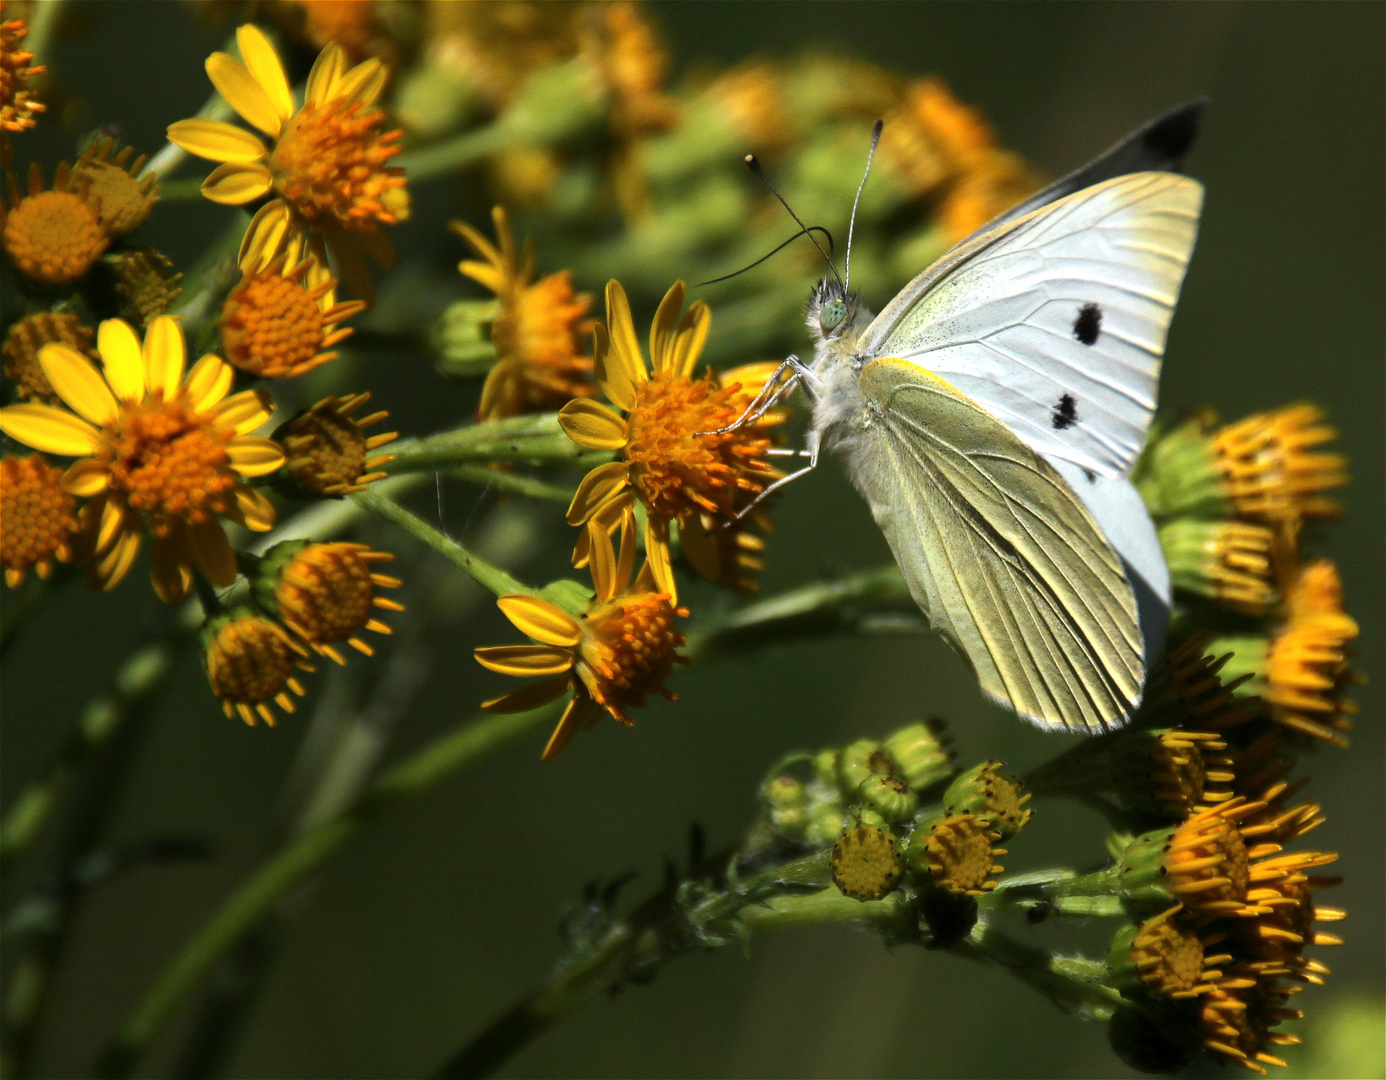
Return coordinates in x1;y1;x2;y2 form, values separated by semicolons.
94;528;141;591
671;300;711;377
498;596;582;647
572;491;635;568
603;280;647;396
185;354;234;412
230;485;276;531
558;399;628;451
649;280;685;373
227;437;285;477
0;404;102;456
201;162;274;205
474;645;575;678
335;58;386;106
238;201;294;272
541;694;604;760
591;323;632;412
143;316;186;398
206;52;282;137
644;516;677;603
97;320;145;401
587;520;619;603
306;42;347;104
151;525;194;603
166;119;267;163
62;459;111;497
96;494;132;552
482;676;572;714
235;24;293;126
214;389;274;434
39;344;118;425
566;461;629;526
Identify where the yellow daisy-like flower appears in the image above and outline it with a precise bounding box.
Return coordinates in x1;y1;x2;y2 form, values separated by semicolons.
70;137;160;236
1;18;46;134
558;279;782;599
1212;404;1347;525
276;392;396;496
203;609;313;726
268;540;403;665
166;24;408;302
1198;967;1306;1076
450;206;596;421
475;513;688;761
110;248;185;329
2;162;109;286
1;452;79;586
910;812;1006;897
0;316;283;602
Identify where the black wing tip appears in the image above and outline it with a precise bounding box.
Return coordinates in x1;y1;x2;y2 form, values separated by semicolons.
1139;98;1209;172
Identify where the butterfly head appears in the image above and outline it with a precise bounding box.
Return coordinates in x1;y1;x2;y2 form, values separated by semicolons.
807;277;866;345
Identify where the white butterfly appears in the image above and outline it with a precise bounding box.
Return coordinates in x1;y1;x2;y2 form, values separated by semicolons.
746;104;1205;733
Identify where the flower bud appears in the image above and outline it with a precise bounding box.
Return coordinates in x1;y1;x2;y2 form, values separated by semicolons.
882;718;955;790
858;773;918;823
432;298;501;377
1106;907;1225;1001
942;761;1033;838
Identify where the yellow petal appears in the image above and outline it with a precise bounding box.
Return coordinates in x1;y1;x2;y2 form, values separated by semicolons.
335;58;386;106
151;526;194;604
474;645;575;678
671;300;711;377
306;42;347;105
587;519;619;603
238;200;293;272
230;485;276;531
497;596;582;647
62;459;110;497
201;162;274;205
39;344;118;425
565;460;630;526
721;361;783;400
235;24;293;126
558;399;629;451
613;509;637;596
166;119;267;163
227;437;285;477
604;280;648;396
213;389;274;434
189;517;238;587
481;676;571;714
591;323;634;412
649;280;685;374
185;354;234;411
0;404;102;456
142;316;186;397
95;494;130;552
97;320;145;401
645;516;677;603
94;528;141;591
206;52;282;138
571;490;634;569
541;693;604;760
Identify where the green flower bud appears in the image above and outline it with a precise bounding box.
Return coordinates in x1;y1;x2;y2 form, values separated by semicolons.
804;802;846;849
882;719;956;790
857;773;918;823
812;748;840;787
942;761;1033;838
1159;518;1277;614
432;298;500;378
1116;827;1179;909
760;771;809;840
1131;412;1229;521
829;823;902;901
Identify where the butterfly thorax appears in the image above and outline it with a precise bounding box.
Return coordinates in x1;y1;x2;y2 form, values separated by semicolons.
805;277;875;454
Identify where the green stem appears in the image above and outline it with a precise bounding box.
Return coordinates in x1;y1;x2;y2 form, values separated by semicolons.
395;123;515;181
92;702;563;1080
448;465;575;504
156;178;207;201
959;921;1124;1022
385;413;608;472
351;488;535;598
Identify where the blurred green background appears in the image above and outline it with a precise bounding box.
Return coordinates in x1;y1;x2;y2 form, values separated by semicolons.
2;2;1381;1077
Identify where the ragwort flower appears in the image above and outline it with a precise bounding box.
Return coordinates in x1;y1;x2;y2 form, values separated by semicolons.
262;540;403;665
559;280;782;598
0;316;283;601
475;513;688;760
450;206;595;421
2;162;109;286
166;24;408;301
0;18;45;134
70;137;160;236
276;392;396;496
1;452;79;586
2;311;96;401
204;609;313;726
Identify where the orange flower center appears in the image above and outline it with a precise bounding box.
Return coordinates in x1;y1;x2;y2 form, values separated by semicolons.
920;813;1000;895
275;543;377;645
205;615;308;726
1167;811;1250;910
2;190;108;285
269;97;405;231
280;404;367;494
103;398;235;534
579;592;685;720
496;274;592;385
624;370;772;520
221;271;327;377
1132;912;1208;996
1;453;77;579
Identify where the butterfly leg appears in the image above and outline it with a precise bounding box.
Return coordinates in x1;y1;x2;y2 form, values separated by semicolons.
699;356;817;435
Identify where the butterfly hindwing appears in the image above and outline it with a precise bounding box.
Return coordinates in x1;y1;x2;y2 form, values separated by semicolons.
863;172;1203;479
846;358;1143;732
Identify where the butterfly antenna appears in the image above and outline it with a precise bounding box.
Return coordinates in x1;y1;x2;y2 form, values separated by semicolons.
695;225;836;287
745;154;843;289
844;119;884;292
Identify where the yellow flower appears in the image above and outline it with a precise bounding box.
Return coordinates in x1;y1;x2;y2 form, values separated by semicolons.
0;18;46;133
558;280;782;599
908;812;1006;896
2;311;96;401
166;24;408;302
1198;967;1307;1075
1;452;79;586
204;610;313;726
110;249;185;329
2;162;109;286
475;513;688;761
268;541;403;665
450;206;595;421
1211;404;1347;526
1119;905;1231;999
220;242;364;379
276;392;397;496
70;137;160;236
0;316;283;602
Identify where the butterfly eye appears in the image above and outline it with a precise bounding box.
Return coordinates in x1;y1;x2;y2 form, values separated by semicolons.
819;298;847;335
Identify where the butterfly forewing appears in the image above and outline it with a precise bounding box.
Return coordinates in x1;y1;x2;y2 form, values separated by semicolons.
863;172;1202;479
848;358;1143;731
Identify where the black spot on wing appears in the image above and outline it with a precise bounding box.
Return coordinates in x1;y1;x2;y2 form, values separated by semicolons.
1052;394;1079;430
1073;303;1102;346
